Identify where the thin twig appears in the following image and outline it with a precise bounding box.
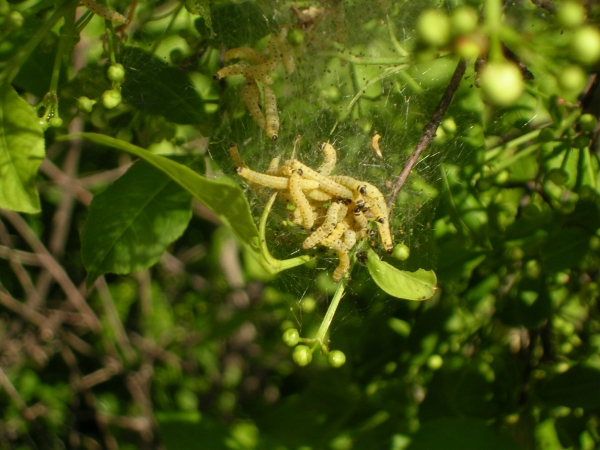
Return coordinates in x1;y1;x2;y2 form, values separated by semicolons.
389;59;467;209
0;209;101;332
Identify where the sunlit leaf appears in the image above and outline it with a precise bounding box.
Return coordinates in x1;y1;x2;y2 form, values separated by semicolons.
82;161;192;286
366;249;436;300
65;133;259;250
0;83;44;213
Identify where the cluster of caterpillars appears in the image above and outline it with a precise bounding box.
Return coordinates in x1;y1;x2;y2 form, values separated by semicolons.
214;28;296;141
230;141;393;282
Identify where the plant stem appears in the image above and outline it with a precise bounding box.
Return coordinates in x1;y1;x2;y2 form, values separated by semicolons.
0;0;79;85
389;59;467;208
313;277;347;348
49;7;76;97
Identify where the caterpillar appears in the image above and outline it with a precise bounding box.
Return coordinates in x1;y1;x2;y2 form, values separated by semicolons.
224;47;267;65
332;249;350;282
236;167;319;191
303;201;344;250
80;0;128;23
277;27;296;75
263;86;279;141
289;170;314;229
289;161;353;199
317;142;337;176
241;78;266;131
229;142;247;168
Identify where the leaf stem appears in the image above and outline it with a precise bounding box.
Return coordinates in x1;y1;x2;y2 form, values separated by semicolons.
313;276;347;349
0;0;79;85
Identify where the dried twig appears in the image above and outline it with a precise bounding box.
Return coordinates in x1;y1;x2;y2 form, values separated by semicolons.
0;209;101;332
389;59;467;209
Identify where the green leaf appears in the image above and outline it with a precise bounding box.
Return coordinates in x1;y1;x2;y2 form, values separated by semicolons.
82;161;192;286
195;1;270;47
0;83;45;213
539;365;600;409
541;226;592;273
121;47;214;129
406;418;520;450
63;133;260;260
366;249;436;300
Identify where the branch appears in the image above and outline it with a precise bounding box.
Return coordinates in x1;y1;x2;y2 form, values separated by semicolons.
388;59;468;208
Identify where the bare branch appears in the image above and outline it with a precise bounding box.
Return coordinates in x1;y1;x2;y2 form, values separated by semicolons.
389;59;468;209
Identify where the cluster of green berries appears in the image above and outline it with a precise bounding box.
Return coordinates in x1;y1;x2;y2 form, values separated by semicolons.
281;328;346;368
77;63;126;115
0;0;24;35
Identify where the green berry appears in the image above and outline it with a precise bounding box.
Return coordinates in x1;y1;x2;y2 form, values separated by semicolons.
48;116;63;128
107;63;125;82
558;65;587;92
571;25;600;64
454;37;481;59
427;354;443;370
479;61;524;106
102;89;122;109
548;168;569;186
450;6;479;36
4;10;23;31
494;170;510;185
579;113;598;133
417;9;451;47
0;0;10;16
392;243;410;261
557;2;586;29
441;117;457;134
574;134;590;149
322;86;340;102
301;296;316;313
282;328;300;347
288;28;304;46
116;127;134;142
77;96;95;113
328;350;346;368
292;345;312;366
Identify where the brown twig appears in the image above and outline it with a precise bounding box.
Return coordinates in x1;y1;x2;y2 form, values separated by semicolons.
95;277;137;363
389;59;467;209
0;209;102;333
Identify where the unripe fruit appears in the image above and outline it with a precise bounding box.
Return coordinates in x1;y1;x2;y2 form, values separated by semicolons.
292;345;312;366
77;96;95;113
558;65;587;92
107;63;125;82
282;328;300;347
288;28;304;46
48;116;63;128
479;61;524;106
454;36;481;59
328;350;346;368
579;113;598;132
539;128;555;142
0;0;10;16
570;26;600;64
547;168;569;185
573;134;590;149
417;9;451;47
450;6;478;36
116;127;133;142
494;170;510;184
557;2;586;29
102;89;122;109
5;10;23;31
392;243;410;261
427;354;443;370
441;117;457;134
